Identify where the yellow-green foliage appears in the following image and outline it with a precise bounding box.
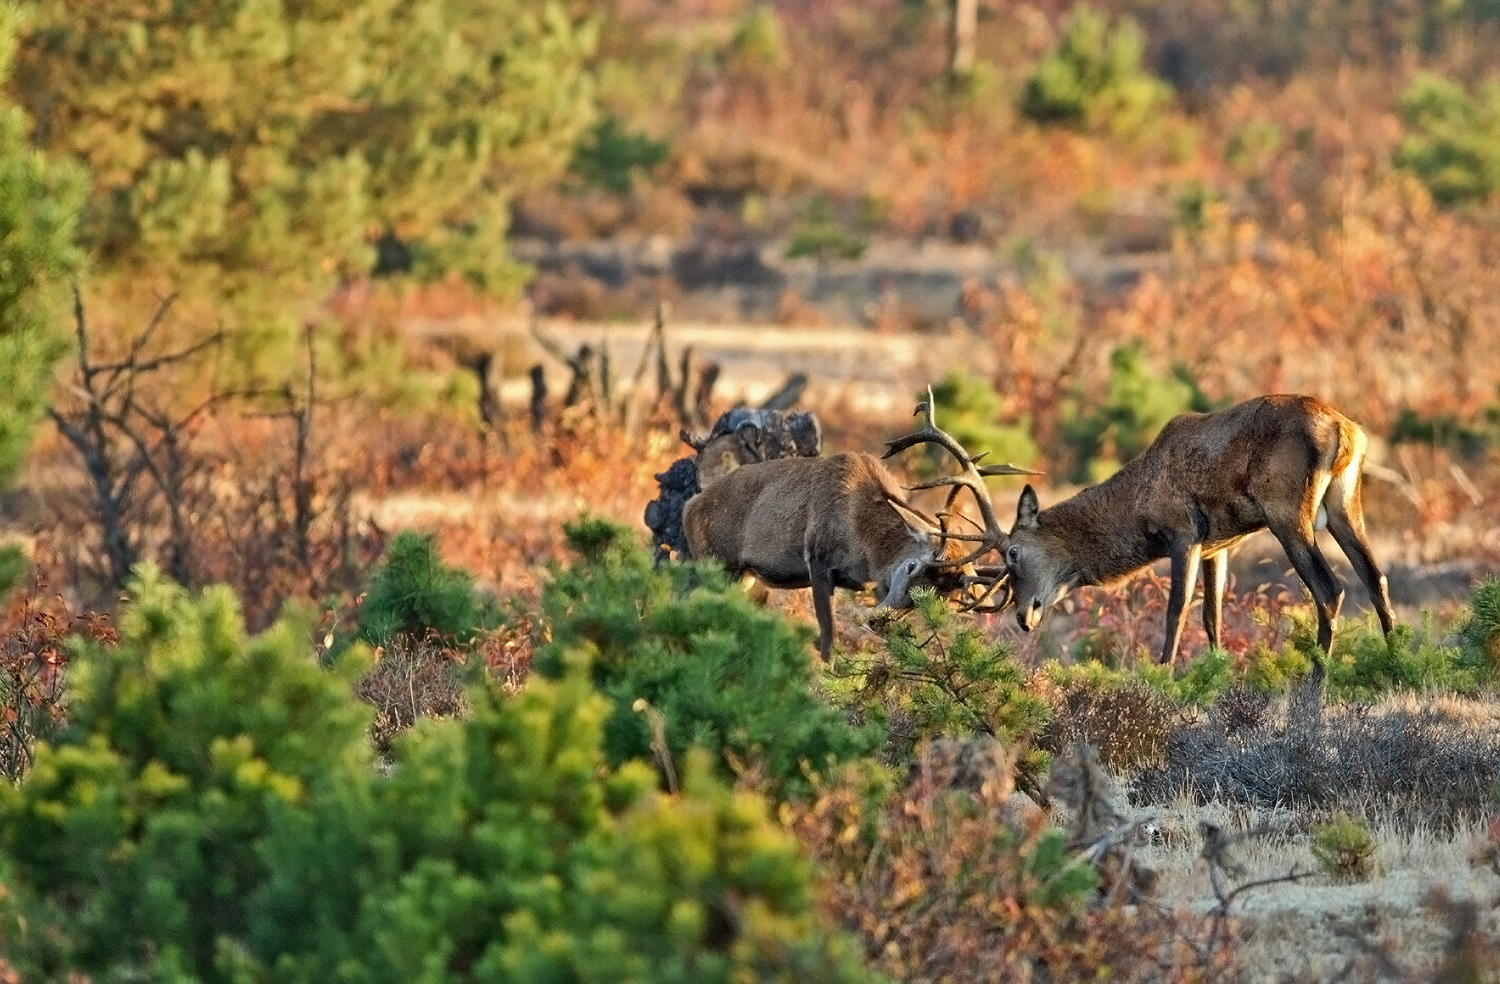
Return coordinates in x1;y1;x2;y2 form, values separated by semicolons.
1311;812;1379;882
1020;6;1173;136
917;371;1039;480
0;566;876;983
1396;73;1500;206
534;518;878;799
839;588;1052;782
0;2;84;590
12;0;596;375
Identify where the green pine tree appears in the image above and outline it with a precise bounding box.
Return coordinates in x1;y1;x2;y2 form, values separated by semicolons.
0;2;84;592
0;567;878;983
11;0;596;377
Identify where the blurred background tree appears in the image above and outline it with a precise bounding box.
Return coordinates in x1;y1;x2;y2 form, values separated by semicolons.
0;2;83;592
1396;73;1500;206
9;0;596;377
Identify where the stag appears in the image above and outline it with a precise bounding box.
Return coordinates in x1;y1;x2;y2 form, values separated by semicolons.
1002;395;1395;679
681;394;1035;661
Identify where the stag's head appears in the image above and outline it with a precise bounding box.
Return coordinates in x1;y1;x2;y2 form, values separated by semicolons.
869;501;984;611
1005;484;1073;632
880;390;1041;616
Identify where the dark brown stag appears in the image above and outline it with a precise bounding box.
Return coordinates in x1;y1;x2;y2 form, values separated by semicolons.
1002;394;1396;679
682;393;1035;660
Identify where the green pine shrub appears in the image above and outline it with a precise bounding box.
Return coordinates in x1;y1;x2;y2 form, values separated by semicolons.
0;4;85;593
571;113;671;194
357;530;494;647
351;530;496;748
1311;812;1379;882
1020;6;1173;136
1059;340;1200;483
12;0;598;379
0;567;877;983
1395;72;1500;206
837;588;1052;785
1042;645;1232;709
784;196;868;262
257;671;877;984
1242;638;1315;694
1459;577;1500;674
1389;405;1494;460
533;517;878;798
0;564;376;979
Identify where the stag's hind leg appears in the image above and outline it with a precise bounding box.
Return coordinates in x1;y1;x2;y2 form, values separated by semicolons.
1267;513;1345;682
1201;551;1228;650
1325;474;1395;636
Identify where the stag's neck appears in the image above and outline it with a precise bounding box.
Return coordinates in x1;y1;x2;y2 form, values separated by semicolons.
1041;475;1166;588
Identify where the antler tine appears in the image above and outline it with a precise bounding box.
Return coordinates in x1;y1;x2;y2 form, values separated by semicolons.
883;384;1039;571
955;569;1013;613
979;462;1045;477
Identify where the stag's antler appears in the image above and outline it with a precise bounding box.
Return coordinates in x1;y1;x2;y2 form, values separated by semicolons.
882;387;1042;577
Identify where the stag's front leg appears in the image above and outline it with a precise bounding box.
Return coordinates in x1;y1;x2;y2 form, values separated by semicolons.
1160;543;1202;667
1201;551;1227;650
807;556;836;662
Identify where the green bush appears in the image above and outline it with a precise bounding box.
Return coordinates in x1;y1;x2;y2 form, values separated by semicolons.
837;588;1051;785
917;371;1039;479
0;564;376;979
532;517;878;798
261;674;877;984
1059;341;1203;483
1324;617;1472;699
1389;403;1496;460
0;4;85;592
357;531;494;647
1311;812;1379;882
1020;6;1172;136
1395;72;1500;206
571;113;671;194
0;566;877;983
13;0;598;375
1043;646;1230;711
784;196;868;263
1460;577;1500;674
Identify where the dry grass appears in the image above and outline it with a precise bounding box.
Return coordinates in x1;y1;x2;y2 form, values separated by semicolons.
356;634;469;751
1135;689;1500;828
1134;797;1500;983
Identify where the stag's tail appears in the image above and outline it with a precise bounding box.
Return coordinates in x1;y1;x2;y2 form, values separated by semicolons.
1324;415;1368;519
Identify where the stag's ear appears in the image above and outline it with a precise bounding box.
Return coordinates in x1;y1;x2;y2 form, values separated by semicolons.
1015;484;1041;530
889;499;941;538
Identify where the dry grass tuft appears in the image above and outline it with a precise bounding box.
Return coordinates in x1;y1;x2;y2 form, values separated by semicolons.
356;634;469;750
1140;799;1500;983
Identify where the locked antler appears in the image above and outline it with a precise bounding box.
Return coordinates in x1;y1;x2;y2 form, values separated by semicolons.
883;388;1042;610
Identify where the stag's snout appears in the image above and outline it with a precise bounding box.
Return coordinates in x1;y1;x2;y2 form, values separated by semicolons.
1017;598;1044;632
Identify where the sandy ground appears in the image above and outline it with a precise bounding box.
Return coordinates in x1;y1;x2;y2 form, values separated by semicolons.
1136;798;1500;981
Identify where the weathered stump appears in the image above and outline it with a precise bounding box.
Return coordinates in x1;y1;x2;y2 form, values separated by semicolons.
644;406;822;563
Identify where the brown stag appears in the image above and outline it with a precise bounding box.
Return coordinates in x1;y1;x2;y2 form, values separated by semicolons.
1002;394;1396;679
681;395;1034;661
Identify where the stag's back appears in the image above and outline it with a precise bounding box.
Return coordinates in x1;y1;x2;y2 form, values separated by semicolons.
681;452;922;587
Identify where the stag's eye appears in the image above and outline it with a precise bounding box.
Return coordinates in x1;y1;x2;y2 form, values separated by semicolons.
1007;546;1019;565
906;560;920;575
